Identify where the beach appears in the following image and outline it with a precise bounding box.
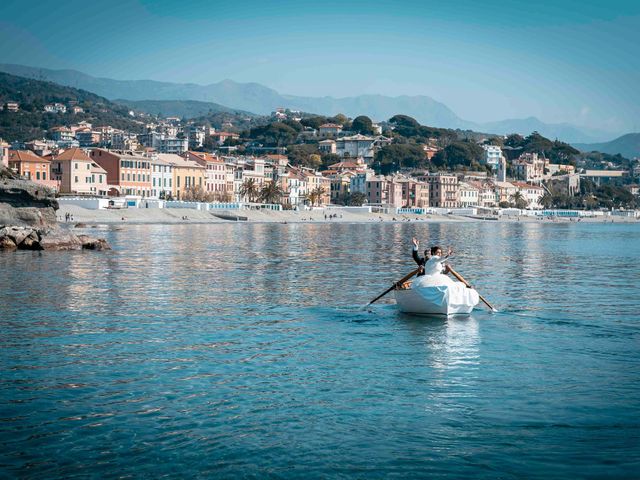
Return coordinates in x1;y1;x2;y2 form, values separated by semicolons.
56;204;640;225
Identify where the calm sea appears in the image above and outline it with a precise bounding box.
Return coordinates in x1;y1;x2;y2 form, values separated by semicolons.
1;222;639;479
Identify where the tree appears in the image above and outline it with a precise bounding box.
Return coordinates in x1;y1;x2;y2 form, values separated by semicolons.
374;143;426;174
510;191;528;209
431;141;484;169
259;181;284;204
247;122;299;146
182;185;215;202
287;144;321;168
540;192;554;209
351;115;374;135
348;192;367;206
239;178;260;202
305;186;326;206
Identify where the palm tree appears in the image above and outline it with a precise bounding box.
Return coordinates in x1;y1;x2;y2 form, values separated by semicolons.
304;189;319;207
260;181;284;205
540;192;554;209
239;178;259;203
311;186;326;206
509;191;528;209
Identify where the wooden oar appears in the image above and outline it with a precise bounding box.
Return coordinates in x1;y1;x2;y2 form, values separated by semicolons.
367;268;421;306
448;267;497;312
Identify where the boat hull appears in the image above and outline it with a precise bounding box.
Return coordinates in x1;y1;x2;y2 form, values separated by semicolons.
394;285;479;316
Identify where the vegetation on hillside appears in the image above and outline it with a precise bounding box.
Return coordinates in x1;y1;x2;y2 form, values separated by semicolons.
0;72;144;142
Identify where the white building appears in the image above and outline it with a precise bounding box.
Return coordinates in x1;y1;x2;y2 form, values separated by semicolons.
150;156;173;199
458;181;479;207
481;144;503;170
335;134;391;163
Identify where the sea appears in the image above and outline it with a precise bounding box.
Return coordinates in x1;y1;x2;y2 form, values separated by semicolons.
1;221;639;479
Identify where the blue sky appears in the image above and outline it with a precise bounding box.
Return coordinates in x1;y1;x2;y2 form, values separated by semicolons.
0;0;638;133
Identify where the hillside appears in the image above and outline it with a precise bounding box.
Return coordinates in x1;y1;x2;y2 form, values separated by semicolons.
0;63;618;143
0;72;144;142
114;99;256;119
574;133;640;159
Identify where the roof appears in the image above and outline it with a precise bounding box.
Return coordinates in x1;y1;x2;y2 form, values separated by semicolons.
186;151;223;164
54;147;92;162
91;163;107;174
328;161;362;169
512;181;544;190
9;150;49;163
319;123;342;129
157;153;205;169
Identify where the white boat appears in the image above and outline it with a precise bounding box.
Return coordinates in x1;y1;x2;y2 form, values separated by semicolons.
394;283;479;316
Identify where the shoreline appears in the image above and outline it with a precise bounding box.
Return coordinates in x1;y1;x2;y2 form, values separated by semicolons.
56;205;640;225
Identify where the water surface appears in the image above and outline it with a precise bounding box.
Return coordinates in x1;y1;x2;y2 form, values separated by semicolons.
1;222;639;478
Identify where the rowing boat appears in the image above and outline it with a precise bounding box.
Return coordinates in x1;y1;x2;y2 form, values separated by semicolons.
394;282;479;316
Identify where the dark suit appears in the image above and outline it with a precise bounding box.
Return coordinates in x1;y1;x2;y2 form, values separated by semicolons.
412;247;427;276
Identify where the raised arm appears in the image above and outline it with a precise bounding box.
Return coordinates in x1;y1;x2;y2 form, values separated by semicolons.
412;237;423;265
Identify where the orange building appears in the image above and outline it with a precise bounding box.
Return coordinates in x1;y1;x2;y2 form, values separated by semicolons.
89;149;152;197
8;150;58;190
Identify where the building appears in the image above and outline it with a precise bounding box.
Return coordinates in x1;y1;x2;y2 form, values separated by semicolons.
318;123;343;138
150;156;174;199
5;101;19;112
139;132;188;154
72;106;84;114
512;152;546;184
335;134;391;163
323;170;356;203
89;163;109;196
49;126;75;143
545;163;575;176
90;149;152;197
481;145;503;170
210;132;240;146
1;139;9;168
44;103;67;114
75;129;101;147
184;151;231;200
318;139;337;154
494;181;518;205
512;182;545;209
8;150;56;189
50;147;95;194
365;176;403;207
416;173;459;208
546;173;581;196
157;154;206;200
580;169;628;186
458;181;479;207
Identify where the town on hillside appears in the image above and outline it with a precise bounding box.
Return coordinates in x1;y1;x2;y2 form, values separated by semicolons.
1;97;639;218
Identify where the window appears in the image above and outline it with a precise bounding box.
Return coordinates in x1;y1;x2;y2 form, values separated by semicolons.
87;164;90;170
36;172;41;180
121;173;125;181
177;177;180;188
99;175;103;183
127;174;130;181
74;176;78;183
43;172;47;180
74;163;78;169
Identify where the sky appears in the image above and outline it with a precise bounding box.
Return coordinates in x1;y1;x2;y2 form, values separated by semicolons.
0;0;638;133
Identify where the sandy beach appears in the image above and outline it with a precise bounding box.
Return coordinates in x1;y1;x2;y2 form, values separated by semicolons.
56;204;640;225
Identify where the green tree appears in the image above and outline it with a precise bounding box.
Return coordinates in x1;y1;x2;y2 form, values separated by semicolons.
431;141;484;169
348;192;367;206
259;181;284;204
239;178;260;202
510;191;528;209
374;144;426;174
351;115;374;135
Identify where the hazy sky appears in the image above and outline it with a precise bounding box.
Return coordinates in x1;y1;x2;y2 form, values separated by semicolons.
1;0;638;133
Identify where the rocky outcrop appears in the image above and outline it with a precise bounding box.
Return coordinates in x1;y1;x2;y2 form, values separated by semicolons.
0;167;110;252
0;225;111;251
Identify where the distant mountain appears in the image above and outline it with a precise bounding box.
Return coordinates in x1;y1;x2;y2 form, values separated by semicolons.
0;63;618;143
480;117;608;144
574;133;640;159
0;72;143;142
114;99;256;118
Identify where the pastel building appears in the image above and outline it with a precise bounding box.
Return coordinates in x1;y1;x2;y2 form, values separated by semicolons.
90;149;152;197
8;150;57;190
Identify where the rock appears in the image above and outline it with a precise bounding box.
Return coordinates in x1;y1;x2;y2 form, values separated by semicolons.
74;222;87;228
39;228;83;251
19;237;43;250
0;236;16;250
3;226;31;245
77;234;111;251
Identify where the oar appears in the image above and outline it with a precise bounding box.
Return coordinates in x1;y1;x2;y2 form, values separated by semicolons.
367;268;421;306
448;267;497;312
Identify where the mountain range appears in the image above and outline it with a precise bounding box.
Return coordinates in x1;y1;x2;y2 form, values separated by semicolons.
0;63;625;144
574;133;640;159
